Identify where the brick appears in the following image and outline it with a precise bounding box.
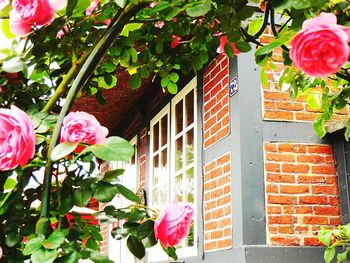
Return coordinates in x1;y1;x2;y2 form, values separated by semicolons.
304;237;322;246
296;155;325;164
308;145;333;154
295;206;313;214
282;164;309;173
267;173;295;183
265;153;295;162
329;197;340;206
278;144;307;153
295;225;309;233
283;206;294;214
217;153;230;164
278;225;294;234
268;215;296;224
311;165;336;175
326;176;338;184
266;184;278;193
329;217;341;225
224;227;232;237
264;144;277;152
264;110;294;120
295;112;317;121
217;195;231;206
265;163;280;172
212;208;224;219
205;222;217;231
280;185;309;194
314;206;340;216
303;216;328;225
299;196;328;205
268;195;297;205
297;175;326;184
276;102;303;111
264;91;290;100
204;180;217;191
267;206;282;214
211;230;223;239
312;185;338;195
205;241;217;251
217;238;232;248
270;236;300;246
210;188;223;199
218;217;232;228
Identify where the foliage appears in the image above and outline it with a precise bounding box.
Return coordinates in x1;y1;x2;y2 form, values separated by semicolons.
0;0;350;262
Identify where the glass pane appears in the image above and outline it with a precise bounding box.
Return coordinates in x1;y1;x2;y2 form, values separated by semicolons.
161;149;167;169
185;128;194;166
152;155;159;185
153;122;159;152
185;168;194;203
175;136;183;172
175;174;183;201
152;189;159;205
175;100;183;135
161;115;168;147
186;224;194;247
185;90;194;127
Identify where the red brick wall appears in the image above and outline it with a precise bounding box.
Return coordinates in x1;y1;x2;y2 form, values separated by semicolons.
203;54;230;149
264;143;340;246
204;152;232;252
99;203;109;253
261;28;348;122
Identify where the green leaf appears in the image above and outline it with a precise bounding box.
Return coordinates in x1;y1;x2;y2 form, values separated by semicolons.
324;247;336;263
127;235;145;259
23;235;45;256
4;177;16;191
318;229;332;247
90;252;114;263
43;229;68;249
66;0;78;16
128;210;146;222
51;142;78;161
169;72;179;83
86;238;99;251
102;169;125;183
237;6;255;20
337;251;347;262
186;0;212;17
1;18;15;39
314;118;326;138
5;232;20;247
161;245;178;260
60;251;80;263
93;182;117;203
121;23;143;37
71;0;91;16
73;187;92;207
306;93;322;110
31;248;57;263
115;184;140;203
90;136;134;162
345;125;350;141
128;74;142;90
247;17;264;36
167;82;178;94
235;41;252;52
138;220;155;240
115;0;126;8
224;43;235;58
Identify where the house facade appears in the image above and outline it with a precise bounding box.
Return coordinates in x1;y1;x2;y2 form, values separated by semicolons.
98;28;347;263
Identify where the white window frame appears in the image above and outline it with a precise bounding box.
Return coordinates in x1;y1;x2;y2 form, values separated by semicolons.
148;77;198;262
108;136;138;263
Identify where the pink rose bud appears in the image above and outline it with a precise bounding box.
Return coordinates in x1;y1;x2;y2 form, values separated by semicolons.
0;105;36;171
60;111;108;152
290;12;350;77
216;35;240;56
154;202;194;248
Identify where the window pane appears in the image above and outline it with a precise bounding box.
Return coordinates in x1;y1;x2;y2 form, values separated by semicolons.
161;116;168;147
185;128;194;166
175;136;183;172
153;122;159;152
175;174;183;202
185;168;194;203
152;155;159;185
185;90;194;127
175;100;183;135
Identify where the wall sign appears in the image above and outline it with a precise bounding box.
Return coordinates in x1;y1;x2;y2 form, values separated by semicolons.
229;77;238;97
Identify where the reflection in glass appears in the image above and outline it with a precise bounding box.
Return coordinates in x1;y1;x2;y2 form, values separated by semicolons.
185;168;194;203
185;128;194;166
175;136;183;171
175;174;183;201
185;90;194;127
152;155;159;185
161;116;168;147
153;122;159;152
175;100;183;135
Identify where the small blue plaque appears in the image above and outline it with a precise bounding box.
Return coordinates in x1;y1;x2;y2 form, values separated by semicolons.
229;77;238;97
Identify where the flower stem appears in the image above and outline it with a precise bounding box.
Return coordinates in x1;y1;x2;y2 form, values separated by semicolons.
37;3;147;235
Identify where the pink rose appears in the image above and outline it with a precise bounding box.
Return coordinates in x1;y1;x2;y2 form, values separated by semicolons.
0;105;36;171
60;111;108;151
9;0;65;35
290;12;350;77
154;202;194;248
216;35;240;56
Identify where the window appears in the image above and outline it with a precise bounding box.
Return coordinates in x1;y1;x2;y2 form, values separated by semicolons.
149;77;197;261
107;137;138;263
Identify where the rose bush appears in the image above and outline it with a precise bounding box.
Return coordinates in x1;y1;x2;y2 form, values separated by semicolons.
0;105;35;171
289;12;350;77
154;202;194;248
